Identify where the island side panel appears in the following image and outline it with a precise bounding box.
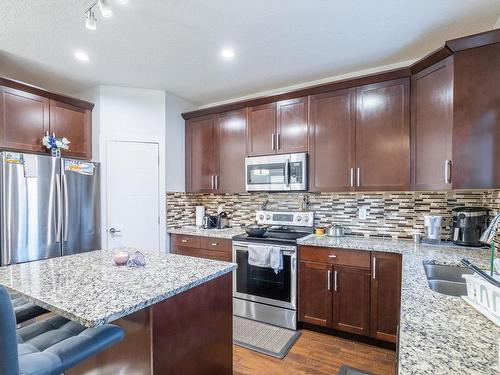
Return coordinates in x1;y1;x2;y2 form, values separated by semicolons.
152;272;233;375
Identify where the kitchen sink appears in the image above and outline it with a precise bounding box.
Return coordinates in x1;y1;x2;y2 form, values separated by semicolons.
423;263;474;297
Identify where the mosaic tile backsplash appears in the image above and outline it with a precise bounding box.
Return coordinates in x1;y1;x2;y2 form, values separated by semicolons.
167;190;500;249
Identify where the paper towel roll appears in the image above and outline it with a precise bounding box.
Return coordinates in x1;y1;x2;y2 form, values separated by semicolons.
195;206;205;227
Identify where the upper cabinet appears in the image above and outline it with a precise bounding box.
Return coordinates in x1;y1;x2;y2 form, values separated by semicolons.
452;43;500;189
216;109;247;193
355;78;410;191
186;109;247;193
309;79;411;192
49;100;91;159
185;115;217;193
247;103;276;156
0;79;94;160
276;97;308;154
0;86;49;153
411;57;454;191
309;89;356;192
247;98;308;156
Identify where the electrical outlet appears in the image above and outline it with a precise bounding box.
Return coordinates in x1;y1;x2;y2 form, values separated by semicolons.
358;206;368;220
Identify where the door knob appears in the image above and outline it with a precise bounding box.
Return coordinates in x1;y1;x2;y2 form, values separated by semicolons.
109;227;121;234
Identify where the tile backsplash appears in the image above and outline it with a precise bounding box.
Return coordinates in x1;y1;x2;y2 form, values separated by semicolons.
167;190;500;248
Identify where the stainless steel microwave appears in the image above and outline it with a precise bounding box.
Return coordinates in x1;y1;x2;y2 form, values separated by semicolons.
245;152;308;191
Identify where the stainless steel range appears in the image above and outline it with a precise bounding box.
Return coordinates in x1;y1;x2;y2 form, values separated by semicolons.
232;210;314;330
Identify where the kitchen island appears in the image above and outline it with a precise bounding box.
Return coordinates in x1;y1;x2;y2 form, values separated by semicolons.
297;235;500;375
0;249;237;374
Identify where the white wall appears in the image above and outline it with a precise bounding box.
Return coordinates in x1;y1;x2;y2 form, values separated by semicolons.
77;86;167;252
165;92;195;192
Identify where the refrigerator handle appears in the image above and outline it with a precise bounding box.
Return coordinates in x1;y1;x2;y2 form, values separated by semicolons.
55;173;62;242
62;173;69;242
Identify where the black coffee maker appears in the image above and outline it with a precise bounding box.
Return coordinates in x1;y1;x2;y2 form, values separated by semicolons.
451;207;490;247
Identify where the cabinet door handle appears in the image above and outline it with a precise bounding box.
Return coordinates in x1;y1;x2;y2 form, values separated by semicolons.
211;242;218;246
328;254;337;259
211;175;215;190
327;269;331;290
372;257;377;279
350;168;354;187
334;270;338;292
181;239;188;243
356;167;361;187
444;160;452;184
271;133;275;151
276;133;280;150
215;175;218;190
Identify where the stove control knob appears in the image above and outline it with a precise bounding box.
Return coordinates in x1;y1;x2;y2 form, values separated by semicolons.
304;216;309;222
258;214;264;220
297;216;302;222
266;214;271;220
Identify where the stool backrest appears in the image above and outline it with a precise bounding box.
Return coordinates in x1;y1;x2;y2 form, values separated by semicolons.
0;286;19;375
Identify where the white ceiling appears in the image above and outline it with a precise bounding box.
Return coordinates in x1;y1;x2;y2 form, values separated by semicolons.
0;0;499;106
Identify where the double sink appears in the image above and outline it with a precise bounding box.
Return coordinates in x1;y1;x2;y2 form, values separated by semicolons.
423;262;474;297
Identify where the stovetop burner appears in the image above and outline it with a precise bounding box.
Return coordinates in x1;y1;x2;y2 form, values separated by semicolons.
233;211;314;245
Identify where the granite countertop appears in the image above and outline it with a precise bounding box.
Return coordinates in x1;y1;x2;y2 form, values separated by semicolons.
167;226;246;239
297;235;500;375
0;249;236;328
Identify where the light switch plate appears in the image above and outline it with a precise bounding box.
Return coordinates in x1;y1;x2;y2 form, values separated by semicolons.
358;206;368;220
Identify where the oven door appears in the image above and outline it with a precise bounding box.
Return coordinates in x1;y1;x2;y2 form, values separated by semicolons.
232;241;297;310
245;153;307;191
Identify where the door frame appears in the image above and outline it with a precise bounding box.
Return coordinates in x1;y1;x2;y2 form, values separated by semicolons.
100;133;166;252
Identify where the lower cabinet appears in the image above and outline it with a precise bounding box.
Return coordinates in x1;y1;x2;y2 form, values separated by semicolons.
170;234;232;262
370;252;402;343
298;246;401;342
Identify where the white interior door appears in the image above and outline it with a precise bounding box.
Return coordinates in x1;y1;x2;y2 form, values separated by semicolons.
106;141;160;250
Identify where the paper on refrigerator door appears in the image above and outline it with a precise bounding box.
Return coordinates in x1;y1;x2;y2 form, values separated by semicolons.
23;154;38;178
64;160;94;175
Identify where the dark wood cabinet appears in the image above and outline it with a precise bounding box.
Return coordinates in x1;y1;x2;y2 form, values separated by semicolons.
276;97;308;154
185;116;217;193
0;78;94;159
170;234;232;262
186;110;247;193
452;43;500;189
216;109;247;193
411;57;454;191
370;252;402;343
49;100;91;159
247;103;276;156
355;78;410;191
332;265;371;336
247;98;307;156
299;246;401;342
309;89;356;192
0;86;49;153
298;261;332;327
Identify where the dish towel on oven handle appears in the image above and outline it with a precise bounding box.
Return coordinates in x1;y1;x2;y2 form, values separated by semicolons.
247;245;283;274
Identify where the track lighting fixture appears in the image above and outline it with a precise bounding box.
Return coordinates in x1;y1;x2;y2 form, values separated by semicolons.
84;0;128;30
85;9;97;30
97;0;113;18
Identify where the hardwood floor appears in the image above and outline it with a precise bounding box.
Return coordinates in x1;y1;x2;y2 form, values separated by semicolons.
233;329;396;375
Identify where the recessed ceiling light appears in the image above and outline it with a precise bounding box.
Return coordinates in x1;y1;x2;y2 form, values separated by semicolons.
221;48;235;60
74;51;90;62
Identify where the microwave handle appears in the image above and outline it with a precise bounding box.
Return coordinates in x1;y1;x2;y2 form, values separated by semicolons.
285;159;290;187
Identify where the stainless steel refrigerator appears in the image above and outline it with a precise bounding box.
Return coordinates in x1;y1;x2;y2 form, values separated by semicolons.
0;152;101;266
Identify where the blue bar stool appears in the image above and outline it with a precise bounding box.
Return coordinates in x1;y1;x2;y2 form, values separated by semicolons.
10;294;49;324
0;286;125;375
